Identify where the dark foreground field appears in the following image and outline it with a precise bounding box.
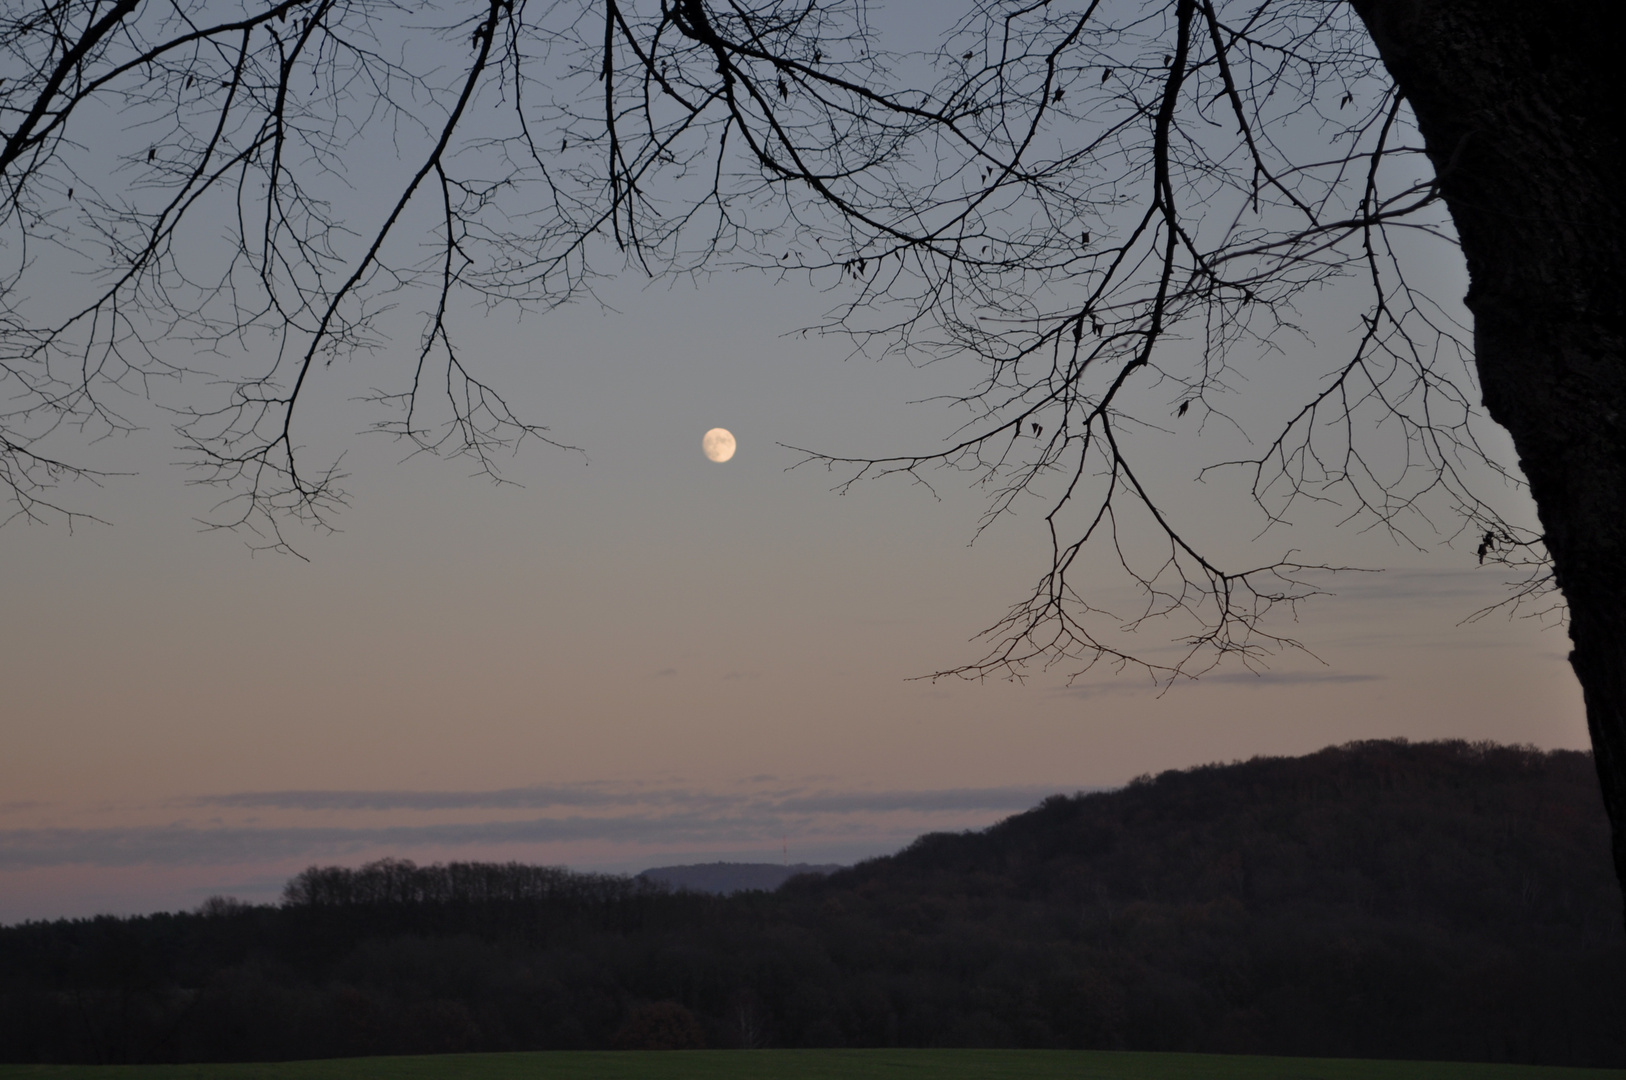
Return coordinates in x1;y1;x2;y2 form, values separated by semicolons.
1;1050;1624;1080
4;741;1623;1067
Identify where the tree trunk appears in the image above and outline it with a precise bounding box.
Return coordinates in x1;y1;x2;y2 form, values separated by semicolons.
1346;0;1626;917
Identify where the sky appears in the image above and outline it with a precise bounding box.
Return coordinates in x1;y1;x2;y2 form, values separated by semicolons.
0;264;1588;924
0;3;1592;924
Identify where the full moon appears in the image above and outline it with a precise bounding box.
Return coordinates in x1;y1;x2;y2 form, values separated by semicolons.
702;427;737;463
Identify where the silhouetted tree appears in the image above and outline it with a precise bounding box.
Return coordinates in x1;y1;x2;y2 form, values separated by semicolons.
1;2;1620;908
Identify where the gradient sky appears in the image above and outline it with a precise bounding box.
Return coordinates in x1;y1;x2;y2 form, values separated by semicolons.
0;5;1591;924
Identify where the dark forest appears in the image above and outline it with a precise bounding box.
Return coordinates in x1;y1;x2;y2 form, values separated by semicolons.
3;740;1621;1067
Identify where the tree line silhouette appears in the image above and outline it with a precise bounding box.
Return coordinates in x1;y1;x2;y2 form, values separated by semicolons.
2;740;1621;1066
281;861;655;909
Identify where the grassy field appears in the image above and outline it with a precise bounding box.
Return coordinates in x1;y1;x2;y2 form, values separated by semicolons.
2;1050;1621;1080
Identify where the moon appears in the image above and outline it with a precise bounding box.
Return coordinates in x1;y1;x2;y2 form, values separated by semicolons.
702;427;737;463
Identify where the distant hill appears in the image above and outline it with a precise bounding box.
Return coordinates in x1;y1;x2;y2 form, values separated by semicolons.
2;739;1620;1067
638;862;844;894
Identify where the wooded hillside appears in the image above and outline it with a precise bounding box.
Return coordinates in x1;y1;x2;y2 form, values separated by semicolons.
2;740;1620;1066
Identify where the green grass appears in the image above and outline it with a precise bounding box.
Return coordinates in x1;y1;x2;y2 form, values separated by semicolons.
2;1050;1620;1080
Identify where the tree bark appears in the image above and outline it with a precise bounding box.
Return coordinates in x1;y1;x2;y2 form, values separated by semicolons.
1347;0;1626;917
